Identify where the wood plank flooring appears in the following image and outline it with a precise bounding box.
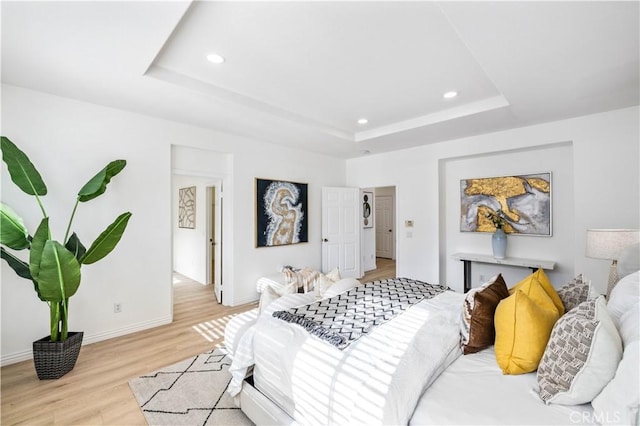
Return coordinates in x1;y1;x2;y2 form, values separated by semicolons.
1;261;395;425
362;257;396;282
1;275;257;425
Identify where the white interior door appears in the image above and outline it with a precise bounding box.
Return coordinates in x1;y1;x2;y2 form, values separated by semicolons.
322;187;361;278
375;195;394;259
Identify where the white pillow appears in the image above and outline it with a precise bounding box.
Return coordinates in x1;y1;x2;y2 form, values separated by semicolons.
313;268;343;299
607;271;640;325
618;303;639;348
314;274;335;299
322;277;361;299
258;285;283;314
537;296;622;405
591;341;640;426
325;267;341;282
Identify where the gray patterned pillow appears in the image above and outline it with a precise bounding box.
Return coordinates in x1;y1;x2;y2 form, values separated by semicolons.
556;274;590;312
537;296;622;405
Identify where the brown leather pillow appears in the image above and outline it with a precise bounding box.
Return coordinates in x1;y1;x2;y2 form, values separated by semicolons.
461;274;510;354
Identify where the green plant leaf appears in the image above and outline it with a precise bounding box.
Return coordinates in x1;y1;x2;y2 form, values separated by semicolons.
0;202;30;249
1;247;33;280
36;240;81;302
1;136;47;196
65;232;86;261
80;212;132;264
29;218;50;282
77;160;126;202
0;247;45;301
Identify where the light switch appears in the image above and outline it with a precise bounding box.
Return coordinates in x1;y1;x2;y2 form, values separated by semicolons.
405;220;414;227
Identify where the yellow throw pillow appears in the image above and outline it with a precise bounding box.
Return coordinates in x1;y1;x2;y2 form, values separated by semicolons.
494;289;560;375
510;269;564;316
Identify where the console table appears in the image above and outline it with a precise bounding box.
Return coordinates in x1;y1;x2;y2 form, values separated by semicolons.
452;252;555;293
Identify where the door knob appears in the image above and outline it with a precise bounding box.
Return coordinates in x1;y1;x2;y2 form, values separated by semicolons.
323;238;329;242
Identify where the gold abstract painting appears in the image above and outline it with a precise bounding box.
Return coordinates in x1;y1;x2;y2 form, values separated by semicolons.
460;173;551;235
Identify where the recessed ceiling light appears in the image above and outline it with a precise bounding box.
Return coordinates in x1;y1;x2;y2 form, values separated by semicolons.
206;53;225;64
443;91;458;99
357;118;369;125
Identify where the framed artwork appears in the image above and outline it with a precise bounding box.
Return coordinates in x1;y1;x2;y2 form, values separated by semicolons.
460;172;552;236
178;186;196;229
363;191;373;228
256;178;308;247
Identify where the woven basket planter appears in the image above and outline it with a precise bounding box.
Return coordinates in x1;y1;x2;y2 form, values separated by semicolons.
33;331;83;380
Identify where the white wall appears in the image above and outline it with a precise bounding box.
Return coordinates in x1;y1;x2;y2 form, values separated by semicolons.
440;142;574;290
1;84;345;364
346;106;639;295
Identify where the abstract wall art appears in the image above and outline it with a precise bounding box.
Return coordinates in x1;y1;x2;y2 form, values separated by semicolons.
178;186;196;229
460;172;552;236
256;178;308;247
363;191;373;228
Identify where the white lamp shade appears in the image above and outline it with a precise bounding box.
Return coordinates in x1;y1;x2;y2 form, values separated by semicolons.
586;229;640;260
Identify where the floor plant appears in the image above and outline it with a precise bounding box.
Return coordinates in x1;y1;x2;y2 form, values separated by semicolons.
0;136;132;377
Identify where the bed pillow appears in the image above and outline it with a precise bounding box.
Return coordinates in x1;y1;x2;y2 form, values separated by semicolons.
313;268;343;299
460;274;509;354
325;267;341;282
510;268;564;316
556;273;590;312
607;271;640;326
617;303;639;348
591;341;639;426
537;296;622;405
494;289;560;375
259;285;284;314
322;277;361;299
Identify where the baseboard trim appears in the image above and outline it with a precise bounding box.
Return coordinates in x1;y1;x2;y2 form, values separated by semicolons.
0;315;172;367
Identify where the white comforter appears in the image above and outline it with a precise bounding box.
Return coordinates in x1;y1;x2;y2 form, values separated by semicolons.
229;286;465;425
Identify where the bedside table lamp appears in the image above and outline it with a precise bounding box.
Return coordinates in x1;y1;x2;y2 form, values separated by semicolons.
586;229;640;297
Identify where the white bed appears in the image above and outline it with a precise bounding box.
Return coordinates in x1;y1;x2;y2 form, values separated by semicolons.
227;271;639;426
230;282;464;425
410;347;594;425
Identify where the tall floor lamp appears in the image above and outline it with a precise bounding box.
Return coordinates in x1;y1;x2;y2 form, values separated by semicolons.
586;229;640;297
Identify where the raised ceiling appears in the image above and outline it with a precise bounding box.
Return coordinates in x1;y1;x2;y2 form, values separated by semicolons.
2;1;638;158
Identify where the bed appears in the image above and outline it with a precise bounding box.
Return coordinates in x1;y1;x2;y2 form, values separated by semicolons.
226;269;639;425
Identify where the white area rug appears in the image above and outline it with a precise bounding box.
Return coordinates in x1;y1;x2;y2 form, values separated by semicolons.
129;346;252;425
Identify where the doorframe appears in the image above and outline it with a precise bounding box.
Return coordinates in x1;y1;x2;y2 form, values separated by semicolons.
374;189;396;260
205;182;223;303
171;169;229;314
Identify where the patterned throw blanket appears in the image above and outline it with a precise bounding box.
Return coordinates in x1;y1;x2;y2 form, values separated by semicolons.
272;278;449;349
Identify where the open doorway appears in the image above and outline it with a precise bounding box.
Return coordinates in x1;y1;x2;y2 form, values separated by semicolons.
361;186;397;278
172;174;223;306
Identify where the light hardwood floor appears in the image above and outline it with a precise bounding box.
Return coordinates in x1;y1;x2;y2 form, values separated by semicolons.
1;261;395;425
362;257;396;282
1;275;258;425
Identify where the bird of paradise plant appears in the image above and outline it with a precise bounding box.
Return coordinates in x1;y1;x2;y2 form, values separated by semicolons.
0;136;132;342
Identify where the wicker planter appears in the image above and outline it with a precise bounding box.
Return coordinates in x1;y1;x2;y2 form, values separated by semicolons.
32;331;83;380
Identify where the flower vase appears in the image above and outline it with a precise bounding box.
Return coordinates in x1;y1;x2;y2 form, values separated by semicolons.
492;228;507;259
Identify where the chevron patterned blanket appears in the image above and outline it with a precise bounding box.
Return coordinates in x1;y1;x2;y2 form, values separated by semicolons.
272;277;450;349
